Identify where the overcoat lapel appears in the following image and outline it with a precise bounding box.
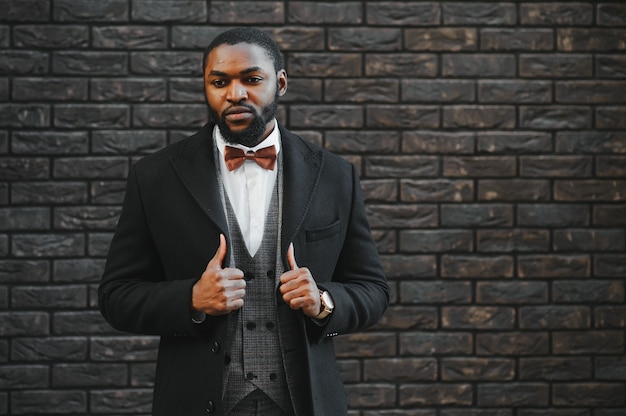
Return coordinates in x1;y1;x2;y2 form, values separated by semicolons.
169;124;229;239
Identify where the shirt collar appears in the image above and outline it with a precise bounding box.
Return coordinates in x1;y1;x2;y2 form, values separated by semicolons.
215;119;281;157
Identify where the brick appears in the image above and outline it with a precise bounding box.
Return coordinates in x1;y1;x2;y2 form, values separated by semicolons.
90;389;153;414
558;29;626;51
131;362;156;386
445;156;516;177
556;131;626;154
518;254;590;278
597;3;626;26
11;390;86;414
93;26;167;49
371;229;397;253
268;27;327;52
289;52;362;78
376;306;437;330
91;336;159;361
53;0;127;21
53;363;127;387
169;78;204;103
443;411;511;416
367;105;439;128
479;179;550;201
92;130;167;154
12;182;88;204
0;312;48;336
54;157;129;179
210;1;284;23
441;358;515;381
0;77;7;101
443;2;516;25
131;0;206;22
130;51;202;75
328;28;401;51
53;207;121;230
290;105;363;128
400;383;473;407
477;131;552;154
400;230;473;253
13;77;88;102
54;259;105;283
366;156;438;178
597;55;626;78
2;0;50;21
597;106;626;129
54;310;112;335
521;106;592;130
400;281;472;304
133;104;206;128
442;306;515;329
12;131;88;154
283;79;323;103
0;27;8;48
442;255;513;278
0;260;49;283
0;51;48;74
553;331;624;354
441;204;513;227
367;2;440;26
520;54;592;78
477;281;548;304
443;106;516;129
442;54;515;77
554;179;626;201
597;155;626;176
12;233;85;257
325;79;399;103
403;80;474;103
326;131;400;154
90;181;127;205
53;51;128;75
334;333;396;358
596;356;626;380
367;204;437;229
345;383;396;408
593;204;626;226
518;204;589;227
520;156;592;177
55;104;130;129
379;255;437;279
553;383;625;406
0;364;48;389
88;232;114;257
364;358;437;382
520;357;592;380
403;131;474;154
405;28;477;51
520;306;591;329
12;285;87;309
171;26;226;49
556;81;626;104
400;179;473;203
0;104;49;128
289;2;362;24
478;80;551;103
366;53;437;77
14;25;88;48
520;3;593;25
0;207;49;230
11;337;87;361
481;28;553;51
477;332;549;355
0;157;49;180
91;78;165;102
478;383;549;407
554;229;625;252
554;280;624;303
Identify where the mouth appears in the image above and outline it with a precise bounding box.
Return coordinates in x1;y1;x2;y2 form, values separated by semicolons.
224;106;254;123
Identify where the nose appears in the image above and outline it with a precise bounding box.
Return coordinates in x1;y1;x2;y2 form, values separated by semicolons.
226;81;248;102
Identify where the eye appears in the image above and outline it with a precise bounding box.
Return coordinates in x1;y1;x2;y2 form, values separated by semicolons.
246;76;263;84
211;79;227;88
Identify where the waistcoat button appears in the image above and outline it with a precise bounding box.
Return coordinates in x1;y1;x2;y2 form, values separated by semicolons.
246;322;256;330
210;341;220;353
206;400;214;413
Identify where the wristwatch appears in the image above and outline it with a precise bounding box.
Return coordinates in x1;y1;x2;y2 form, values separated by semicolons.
315;290;334;320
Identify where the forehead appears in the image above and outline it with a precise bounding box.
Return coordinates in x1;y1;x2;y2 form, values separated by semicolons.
205;42;275;74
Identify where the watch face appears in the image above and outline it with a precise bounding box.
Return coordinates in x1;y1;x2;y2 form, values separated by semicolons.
322;291;334;309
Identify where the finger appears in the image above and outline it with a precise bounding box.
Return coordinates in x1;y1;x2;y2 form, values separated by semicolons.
210;234;227;269
287;242;298;270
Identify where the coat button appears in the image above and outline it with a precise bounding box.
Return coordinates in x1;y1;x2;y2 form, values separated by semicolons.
206;400;215;413
246;322;256;330
246;372;255;380
210;341;220;353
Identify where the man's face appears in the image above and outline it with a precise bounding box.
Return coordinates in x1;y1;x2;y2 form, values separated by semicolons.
204;42;287;147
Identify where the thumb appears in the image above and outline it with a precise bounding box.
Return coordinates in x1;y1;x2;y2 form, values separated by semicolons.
287;242;298;270
209;234;227;269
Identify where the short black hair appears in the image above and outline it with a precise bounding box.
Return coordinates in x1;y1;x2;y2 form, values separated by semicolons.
202;27;284;73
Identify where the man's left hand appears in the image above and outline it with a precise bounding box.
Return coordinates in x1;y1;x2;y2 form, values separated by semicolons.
279;243;321;318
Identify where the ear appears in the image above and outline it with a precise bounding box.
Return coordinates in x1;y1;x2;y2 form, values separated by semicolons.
277;69;288;97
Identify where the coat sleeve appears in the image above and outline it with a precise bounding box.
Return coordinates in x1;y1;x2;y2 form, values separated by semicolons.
305;162;389;343
98;164;212;338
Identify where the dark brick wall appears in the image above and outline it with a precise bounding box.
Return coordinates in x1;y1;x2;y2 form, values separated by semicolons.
1;1;625;415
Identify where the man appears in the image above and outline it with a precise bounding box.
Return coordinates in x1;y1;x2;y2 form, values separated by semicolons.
99;27;389;416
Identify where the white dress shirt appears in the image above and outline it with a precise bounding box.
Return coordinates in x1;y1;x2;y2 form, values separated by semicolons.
214;120;281;257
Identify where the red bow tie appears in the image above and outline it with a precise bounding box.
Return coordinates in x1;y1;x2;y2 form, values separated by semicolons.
224;145;277;171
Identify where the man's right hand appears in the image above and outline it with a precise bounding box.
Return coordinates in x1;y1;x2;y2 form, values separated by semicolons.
191;234;246;315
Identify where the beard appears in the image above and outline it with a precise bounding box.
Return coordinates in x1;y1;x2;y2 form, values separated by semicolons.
210;96;279;148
